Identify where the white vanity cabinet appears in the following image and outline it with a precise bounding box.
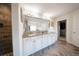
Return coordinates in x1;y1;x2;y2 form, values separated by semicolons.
50;34;57;45
23;38;34;55
23;33;57;56
53;34;57;43
47;34;52;45
48;34;54;45
42;34;48;48
33;36;42;52
23;36;42;55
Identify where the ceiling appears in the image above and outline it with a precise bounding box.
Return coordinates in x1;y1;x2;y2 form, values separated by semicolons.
21;3;79;20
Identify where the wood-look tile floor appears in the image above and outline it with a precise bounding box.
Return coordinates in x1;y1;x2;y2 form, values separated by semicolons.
31;38;79;56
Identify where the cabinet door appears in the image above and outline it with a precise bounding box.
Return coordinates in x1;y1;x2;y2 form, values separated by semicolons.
33;36;42;52
42;34;48;48
72;13;79;47
50;34;54;43
30;37;36;53
23;38;34;55
48;34;56;45
47;34;52;45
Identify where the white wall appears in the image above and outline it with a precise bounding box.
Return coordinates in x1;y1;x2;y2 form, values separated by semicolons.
71;10;79;47
12;4;23;56
54;13;73;43
53;9;79;47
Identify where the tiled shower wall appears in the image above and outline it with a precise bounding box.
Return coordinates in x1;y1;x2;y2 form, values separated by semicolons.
0;4;12;55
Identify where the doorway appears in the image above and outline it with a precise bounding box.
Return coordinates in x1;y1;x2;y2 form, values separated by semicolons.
0;4;13;56
58;20;66;41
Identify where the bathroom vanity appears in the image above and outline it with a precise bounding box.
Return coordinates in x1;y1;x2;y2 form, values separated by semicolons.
23;32;57;56
22;16;57;56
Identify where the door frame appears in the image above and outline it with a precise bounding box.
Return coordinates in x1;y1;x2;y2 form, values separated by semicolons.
57;19;67;40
